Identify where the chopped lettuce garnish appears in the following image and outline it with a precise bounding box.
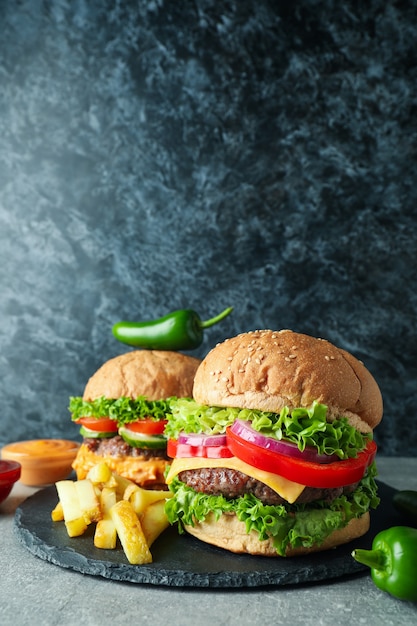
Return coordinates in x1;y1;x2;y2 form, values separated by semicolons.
69;395;174;426
165;463;380;556
165;399;369;459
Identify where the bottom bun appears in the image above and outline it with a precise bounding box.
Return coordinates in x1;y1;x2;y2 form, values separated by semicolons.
72;443;169;489
184;511;370;557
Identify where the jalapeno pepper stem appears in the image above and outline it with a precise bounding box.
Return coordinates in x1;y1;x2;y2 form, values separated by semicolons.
352;548;388;571
199;307;233;329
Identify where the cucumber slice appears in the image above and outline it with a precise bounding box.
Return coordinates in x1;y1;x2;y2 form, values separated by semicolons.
118;426;167;449
79;425;117;439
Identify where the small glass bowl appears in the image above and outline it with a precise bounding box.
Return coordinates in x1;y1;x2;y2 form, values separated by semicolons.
1;439;80;486
0;460;21;503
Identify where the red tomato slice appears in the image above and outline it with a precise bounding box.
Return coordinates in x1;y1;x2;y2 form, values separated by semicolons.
167;438;233;459
75;417;118;433
167;439;178;457
125;419;168;436
226;427;377;489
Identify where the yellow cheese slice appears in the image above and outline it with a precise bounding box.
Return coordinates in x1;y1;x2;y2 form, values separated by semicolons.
72;443;168;489
165;456;305;504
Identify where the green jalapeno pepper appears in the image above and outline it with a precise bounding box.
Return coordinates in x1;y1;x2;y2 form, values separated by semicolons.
352;526;417;602
392;490;417;526
112;307;233;351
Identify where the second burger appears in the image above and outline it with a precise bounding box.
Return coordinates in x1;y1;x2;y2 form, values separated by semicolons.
70;350;201;489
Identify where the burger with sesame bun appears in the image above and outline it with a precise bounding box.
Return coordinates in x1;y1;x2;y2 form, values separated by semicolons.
70;350;201;489
164;330;383;556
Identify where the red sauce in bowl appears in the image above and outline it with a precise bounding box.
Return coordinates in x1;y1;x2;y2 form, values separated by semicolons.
0;459;21;503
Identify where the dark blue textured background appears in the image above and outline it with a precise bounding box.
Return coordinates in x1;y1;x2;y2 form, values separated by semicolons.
1;0;416;454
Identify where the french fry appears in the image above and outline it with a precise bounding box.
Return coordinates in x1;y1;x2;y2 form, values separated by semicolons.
111;473;138;499
94;487;117;549
55;480;88;537
100;486;117;513
128;486;172;516
93;484;102;498
53;464;172;562
87;462;117;488
123;482;139;502
74;479;102;524
110;500;152;565
51;500;64;522
66;516;89;538
140;499;170;547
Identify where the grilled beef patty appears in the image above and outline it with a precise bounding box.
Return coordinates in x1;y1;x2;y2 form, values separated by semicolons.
83;435;169;460
178;467;358;505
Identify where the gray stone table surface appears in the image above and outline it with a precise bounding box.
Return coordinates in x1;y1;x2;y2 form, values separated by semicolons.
1;456;416;626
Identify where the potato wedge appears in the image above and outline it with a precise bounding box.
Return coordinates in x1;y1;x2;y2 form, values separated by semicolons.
65;517;89;537
74;479;102;524
122;482;139;502
87;462;117;488
51;500;64;522
111;473;138;499
94;487;117;549
55;480;87;537
128;486;172;516
53;465;172;560
94;519;117;550
110;500;152;565
140;499;170;547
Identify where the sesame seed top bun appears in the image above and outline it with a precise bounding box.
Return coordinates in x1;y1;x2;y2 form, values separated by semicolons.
192;330;383;433
83;350;201;401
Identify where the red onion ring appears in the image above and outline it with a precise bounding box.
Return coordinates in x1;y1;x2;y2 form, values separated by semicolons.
230;419;339;464
177;432;228;447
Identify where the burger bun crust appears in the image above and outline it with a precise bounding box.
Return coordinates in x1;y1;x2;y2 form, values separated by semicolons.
193;330;383;432
184;511;370;556
83;349;201;401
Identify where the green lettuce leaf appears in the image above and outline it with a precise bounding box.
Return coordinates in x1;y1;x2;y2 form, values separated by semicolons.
165;399;369;459
69;395;175;426
165;463;379;556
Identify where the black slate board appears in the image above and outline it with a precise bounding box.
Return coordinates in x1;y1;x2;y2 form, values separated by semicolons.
13;481;402;588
